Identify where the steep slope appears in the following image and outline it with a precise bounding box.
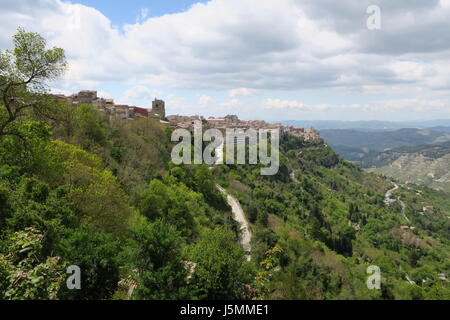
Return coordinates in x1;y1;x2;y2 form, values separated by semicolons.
216;184;252;261
1;99;449;300
366;143;450;193
212;134;450;299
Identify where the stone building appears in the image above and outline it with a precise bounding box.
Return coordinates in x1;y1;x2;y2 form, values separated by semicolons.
52;90;167;121
77;90;98;104
111;105;133;119
224;115;239;125
149;98;166;120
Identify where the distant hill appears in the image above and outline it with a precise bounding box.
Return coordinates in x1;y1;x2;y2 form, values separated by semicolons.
281;119;450;131
318;128;450;164
429;126;450;133
366;142;450;193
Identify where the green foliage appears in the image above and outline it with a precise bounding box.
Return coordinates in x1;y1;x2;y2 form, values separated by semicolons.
139;179;200;239
56;229;120;300
0;228;66;300
126;220;190;300
49;140;132;236
186;227;254;300
72;104;107;147
1;29;449;301
0;28;66;139
217;133;450;300
253;245;283;299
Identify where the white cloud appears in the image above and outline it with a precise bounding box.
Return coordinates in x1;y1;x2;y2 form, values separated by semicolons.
97;90;112;99
441;0;450;8
118;86;162;106
374;99;450;113
49;88;73;96
1;0;450;119
198;95;213;105
229;88;258;97
220;98;241;108
1;0;447;92
262;99;331;111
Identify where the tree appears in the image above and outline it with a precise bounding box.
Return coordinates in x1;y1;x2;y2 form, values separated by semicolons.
72;104;107;147
56;229;120;300
0;120;54;175
0;227;66;300
0;28;66;139
138;178;200;239
127;220;190;300
187;227;253;300
49;140;132;237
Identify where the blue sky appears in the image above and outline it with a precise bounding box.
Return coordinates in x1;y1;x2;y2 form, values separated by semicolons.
71;0;209;26
1;0;449;121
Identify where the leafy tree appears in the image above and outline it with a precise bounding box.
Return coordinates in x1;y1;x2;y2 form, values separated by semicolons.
72;104;107;147
253;245;282;299
49;140;132;237
0;227;66;300
0;28;66;138
187;227;253;300
127;220;190;300
0;120;56;176
139;178;201;239
56;229;120;300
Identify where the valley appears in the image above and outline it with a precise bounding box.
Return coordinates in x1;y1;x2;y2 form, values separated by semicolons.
367;143;450;193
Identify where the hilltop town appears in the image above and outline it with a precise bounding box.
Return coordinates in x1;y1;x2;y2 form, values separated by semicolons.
53;90;166;121
167;114;322;143
52;90;322;143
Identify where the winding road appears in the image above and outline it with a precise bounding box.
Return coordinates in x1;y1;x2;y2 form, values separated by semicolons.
216;184;252;261
384;183;410;222
212;142;251;260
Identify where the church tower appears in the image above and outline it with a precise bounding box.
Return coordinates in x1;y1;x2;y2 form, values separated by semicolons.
150;98;166;120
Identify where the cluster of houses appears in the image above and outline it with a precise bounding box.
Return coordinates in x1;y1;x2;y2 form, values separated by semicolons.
52;90;166;121
53;90;322;143
167;114;323;143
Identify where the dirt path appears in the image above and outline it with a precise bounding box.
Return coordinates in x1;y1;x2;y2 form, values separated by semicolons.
384;183;410;222
216;184;252;261
384;183;399;205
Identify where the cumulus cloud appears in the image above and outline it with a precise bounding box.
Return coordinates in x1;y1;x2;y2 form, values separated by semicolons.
0;0;448;92
229;88;259;97
262;98;331;110
1;0;449;118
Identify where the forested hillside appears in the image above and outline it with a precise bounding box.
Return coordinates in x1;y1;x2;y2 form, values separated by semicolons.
366;143;450;193
1;29;449;300
319;128;450;165
213;136;450;299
